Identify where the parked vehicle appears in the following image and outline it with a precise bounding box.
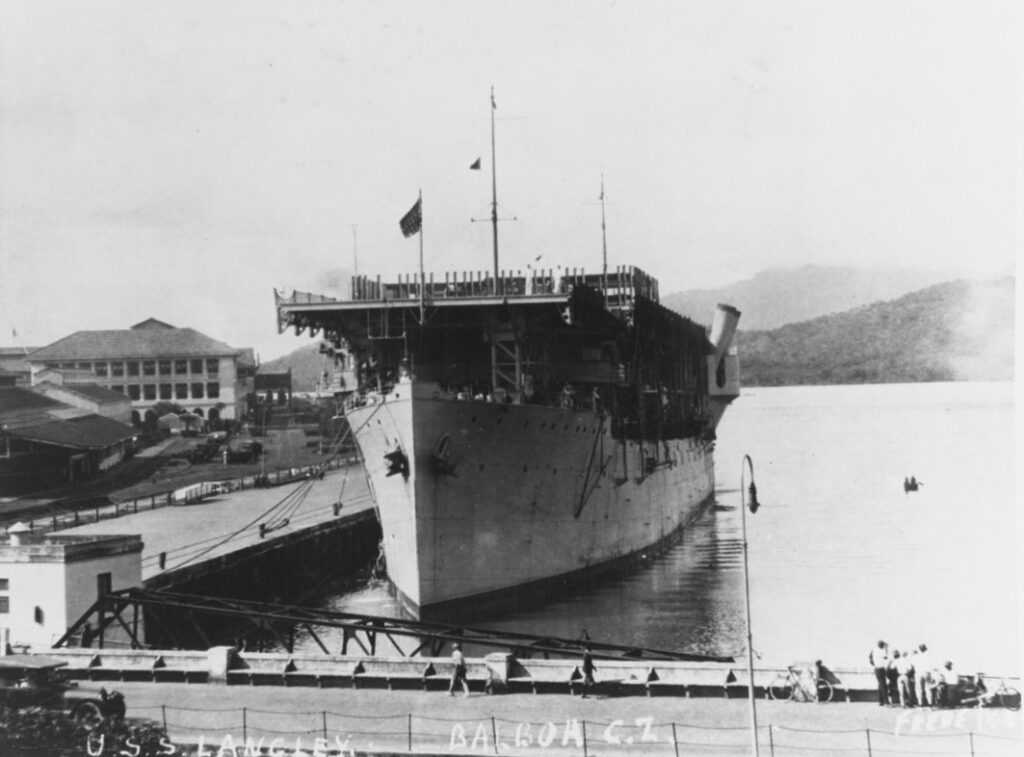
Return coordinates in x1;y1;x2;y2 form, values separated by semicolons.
187;441;221;463
226;440;263;463
0;656;125;728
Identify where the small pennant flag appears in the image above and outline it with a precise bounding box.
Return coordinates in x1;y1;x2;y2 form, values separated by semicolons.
399;198;422;237
470;158;481;170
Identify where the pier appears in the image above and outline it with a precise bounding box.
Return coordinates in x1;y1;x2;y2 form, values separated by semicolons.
24;648;1024;756
51;463;377;587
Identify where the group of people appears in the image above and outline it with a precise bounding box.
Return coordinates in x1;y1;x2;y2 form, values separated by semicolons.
870;640;968;708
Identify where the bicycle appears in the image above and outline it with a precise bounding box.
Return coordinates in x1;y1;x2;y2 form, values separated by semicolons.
768;666;834;703
960;678;1020;711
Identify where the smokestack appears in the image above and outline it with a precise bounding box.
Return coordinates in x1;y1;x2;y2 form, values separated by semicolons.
709;304;741;368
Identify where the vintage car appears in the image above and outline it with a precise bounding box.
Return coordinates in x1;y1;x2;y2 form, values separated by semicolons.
0;655;125;727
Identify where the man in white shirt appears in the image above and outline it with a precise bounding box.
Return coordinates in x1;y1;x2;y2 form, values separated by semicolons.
895;651;915;707
869;640;890;706
937;661;959;708
915;643;934;707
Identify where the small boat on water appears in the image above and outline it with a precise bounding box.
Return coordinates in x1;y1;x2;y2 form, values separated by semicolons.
903;476;923;493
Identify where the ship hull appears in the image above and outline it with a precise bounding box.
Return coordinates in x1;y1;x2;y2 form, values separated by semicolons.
348;381;717;621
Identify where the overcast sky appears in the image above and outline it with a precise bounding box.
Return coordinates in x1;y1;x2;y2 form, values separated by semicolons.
1;0;1019;360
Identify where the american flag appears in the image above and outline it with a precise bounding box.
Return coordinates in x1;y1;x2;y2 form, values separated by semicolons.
399;198;422;237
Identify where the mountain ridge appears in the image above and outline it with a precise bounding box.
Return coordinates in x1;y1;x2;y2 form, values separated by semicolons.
736;277;1014;385
662;264;956;330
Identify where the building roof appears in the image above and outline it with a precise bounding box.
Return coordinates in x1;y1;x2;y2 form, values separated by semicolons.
131;318;176;330
3;414;135;450
34;382;130;406
237;347;257;372
0;348;36;376
0;386;66;415
28;325;239;361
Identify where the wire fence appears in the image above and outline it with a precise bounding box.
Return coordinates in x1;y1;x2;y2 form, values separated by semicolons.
126;704;1023;756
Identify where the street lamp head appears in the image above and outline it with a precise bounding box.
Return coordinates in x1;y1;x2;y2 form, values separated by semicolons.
747;481;760;514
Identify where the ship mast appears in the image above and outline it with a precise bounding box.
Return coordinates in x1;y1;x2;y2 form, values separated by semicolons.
600;174;608;305
489;86;499;284
352;225;358;277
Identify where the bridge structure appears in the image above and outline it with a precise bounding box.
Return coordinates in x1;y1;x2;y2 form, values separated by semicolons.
54;587;733;663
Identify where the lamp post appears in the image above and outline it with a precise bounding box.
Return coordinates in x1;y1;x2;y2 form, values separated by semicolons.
740;454;761;757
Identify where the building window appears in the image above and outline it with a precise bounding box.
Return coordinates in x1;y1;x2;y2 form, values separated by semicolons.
61;362;75;369
175;383;188;400
175;360;188;375
111;385;125;395
142;361;156;376
0;579;8;590
35;606;44;624
77;362;91;370
127;361;139;377
191;359;204;374
0;597;8;614
143;385;156;400
111;362;125;377
206;383;220;399
159;384;172;400
191;383;204;399
128;385;141;400
95;362;108;377
159;360;172;376
206;359;219;375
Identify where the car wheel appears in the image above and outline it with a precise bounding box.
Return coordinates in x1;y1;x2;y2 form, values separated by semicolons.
72;700;104;730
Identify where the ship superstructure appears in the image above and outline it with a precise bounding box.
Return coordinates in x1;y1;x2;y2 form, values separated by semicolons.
275;267;740;619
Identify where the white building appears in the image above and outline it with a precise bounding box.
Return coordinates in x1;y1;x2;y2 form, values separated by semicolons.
27;318;254;424
0;526;142;651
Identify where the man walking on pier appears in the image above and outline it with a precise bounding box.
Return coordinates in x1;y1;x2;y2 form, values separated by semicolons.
448;643;469;698
870;640;890;705
581;647;597;698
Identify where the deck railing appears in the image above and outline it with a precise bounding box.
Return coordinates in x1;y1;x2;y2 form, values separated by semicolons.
347;264;659;305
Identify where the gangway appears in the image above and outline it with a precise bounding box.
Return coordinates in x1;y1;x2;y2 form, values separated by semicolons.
54;588;733;663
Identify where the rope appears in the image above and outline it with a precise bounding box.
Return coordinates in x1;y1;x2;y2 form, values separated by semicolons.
165;405;382;571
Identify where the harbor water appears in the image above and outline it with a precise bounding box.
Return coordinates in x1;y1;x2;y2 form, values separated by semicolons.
308;381;1020;675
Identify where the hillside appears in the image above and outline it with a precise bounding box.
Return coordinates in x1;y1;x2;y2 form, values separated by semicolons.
736;277;1015;386
260;342;327;392
662;265;955;330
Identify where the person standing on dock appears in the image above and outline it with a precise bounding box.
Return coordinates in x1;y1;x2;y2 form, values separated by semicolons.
581;646;597;698
915;643;933;707
887;650;901;705
448;643;469;697
870;640;890;705
895;650;915;707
